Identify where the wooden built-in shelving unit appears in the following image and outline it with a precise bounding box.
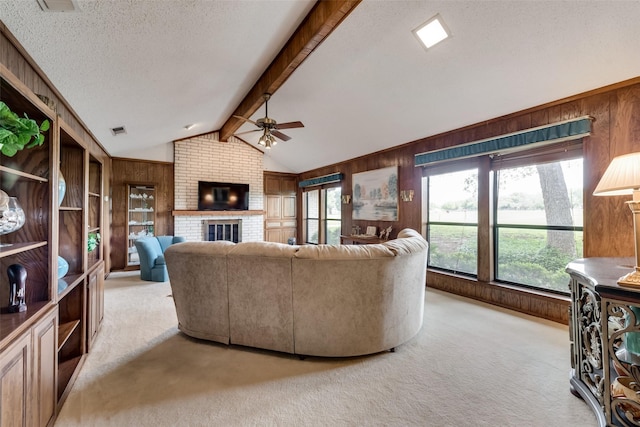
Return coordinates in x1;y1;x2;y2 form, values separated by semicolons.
0;43;106;425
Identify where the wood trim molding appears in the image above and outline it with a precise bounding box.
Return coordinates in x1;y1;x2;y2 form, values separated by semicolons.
111;156;174;166
427;270;571;324
219;0;362;142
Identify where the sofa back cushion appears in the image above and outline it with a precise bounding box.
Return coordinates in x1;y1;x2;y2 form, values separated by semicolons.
165;241;236;344
294;242;394;260
226;242;298;353
382;228;429;256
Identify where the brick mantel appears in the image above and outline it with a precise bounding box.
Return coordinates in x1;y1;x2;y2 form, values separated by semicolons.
172;210;265;216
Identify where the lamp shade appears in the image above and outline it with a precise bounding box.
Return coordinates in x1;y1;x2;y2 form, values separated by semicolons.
593;152;640;196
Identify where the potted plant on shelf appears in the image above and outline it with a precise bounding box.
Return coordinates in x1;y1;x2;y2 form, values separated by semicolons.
88;232;101;253
0;101;50;157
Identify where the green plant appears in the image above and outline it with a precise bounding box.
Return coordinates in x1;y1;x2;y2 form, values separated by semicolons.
0;101;50;157
88;232;101;252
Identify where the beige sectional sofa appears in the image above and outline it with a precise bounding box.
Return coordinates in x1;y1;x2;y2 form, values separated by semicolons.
164;228;428;357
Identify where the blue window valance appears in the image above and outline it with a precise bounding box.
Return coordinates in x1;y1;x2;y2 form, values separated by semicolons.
298;173;343;188
415;116;592;167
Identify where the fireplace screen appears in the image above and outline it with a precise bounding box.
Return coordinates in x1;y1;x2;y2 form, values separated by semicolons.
203;220;241;243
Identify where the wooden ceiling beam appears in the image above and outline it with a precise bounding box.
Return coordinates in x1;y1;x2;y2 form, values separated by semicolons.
219;0;362;142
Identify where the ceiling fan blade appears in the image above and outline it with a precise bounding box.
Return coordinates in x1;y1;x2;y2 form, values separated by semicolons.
233;115;259;126
275;121;304;130
233;129;261;136
271;130;292;141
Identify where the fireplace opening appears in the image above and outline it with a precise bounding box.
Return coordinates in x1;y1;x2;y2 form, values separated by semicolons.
203;220;241;243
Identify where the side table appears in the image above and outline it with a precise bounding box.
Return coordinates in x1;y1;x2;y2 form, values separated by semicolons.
567;257;640;426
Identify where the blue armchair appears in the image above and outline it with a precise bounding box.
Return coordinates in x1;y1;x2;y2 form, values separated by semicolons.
135;236;186;282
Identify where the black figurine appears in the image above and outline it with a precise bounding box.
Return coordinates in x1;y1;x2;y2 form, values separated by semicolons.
8;264;27;313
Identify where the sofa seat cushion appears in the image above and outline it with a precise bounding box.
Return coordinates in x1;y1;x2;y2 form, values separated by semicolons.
154;254;166;265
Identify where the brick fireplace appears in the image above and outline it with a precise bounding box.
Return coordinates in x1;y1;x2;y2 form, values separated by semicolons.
173;132;264;242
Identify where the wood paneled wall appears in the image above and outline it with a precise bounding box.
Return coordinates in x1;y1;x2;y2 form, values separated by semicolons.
1;24;112;272
298;77;640;323
110;158;174;270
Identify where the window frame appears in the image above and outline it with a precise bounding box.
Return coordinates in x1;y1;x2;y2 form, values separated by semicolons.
422;158;480;278
303;188;320;244
490;144;583;295
323;186;342;245
302;183;341;245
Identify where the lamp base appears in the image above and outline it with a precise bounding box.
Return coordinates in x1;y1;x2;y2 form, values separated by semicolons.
618;268;640;287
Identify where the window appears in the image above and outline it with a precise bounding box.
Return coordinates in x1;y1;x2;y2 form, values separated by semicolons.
304;189;320;244
325;187;342;245
420;131;585;296
494;157;583;293
303;185;341;244
423;168;478;276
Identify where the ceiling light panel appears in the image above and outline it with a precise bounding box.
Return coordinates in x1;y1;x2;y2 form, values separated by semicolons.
36;0;79;12
413;14;450;50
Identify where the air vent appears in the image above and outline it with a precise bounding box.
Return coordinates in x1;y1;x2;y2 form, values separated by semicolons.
36;0;79;12
110;126;127;136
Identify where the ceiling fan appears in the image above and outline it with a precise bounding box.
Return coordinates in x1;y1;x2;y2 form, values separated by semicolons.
233;93;304;149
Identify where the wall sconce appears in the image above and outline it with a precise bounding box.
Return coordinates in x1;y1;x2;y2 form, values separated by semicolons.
400;190;414;202
341;195;351;204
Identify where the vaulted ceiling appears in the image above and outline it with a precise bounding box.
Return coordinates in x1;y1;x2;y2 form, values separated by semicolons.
4;1;640;173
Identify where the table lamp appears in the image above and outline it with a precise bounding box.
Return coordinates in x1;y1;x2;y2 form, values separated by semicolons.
593;152;640;286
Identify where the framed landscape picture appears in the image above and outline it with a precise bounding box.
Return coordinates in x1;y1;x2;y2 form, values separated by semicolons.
352;166;398;221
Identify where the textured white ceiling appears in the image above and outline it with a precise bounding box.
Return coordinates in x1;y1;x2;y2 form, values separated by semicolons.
4;1;640;173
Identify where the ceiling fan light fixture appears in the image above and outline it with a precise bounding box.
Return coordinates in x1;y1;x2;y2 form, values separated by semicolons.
258;129;269;147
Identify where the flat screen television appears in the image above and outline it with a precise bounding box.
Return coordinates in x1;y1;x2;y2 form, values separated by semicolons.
198;181;250;211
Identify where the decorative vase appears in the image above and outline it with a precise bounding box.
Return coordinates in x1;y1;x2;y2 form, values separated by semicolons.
0;196;26;244
57;279;68;294
57;256;69;279
7;264;27;313
58;169;66;206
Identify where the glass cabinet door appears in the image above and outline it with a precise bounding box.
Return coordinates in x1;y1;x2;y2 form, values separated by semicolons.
127;185;155;266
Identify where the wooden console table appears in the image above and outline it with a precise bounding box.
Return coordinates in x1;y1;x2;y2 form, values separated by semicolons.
340;235;385;245
567;257;639;426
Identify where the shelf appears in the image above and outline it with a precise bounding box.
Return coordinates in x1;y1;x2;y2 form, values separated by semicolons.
0;165;48;183
128;236;153;241
57;355;83;402
57;274;84;298
172;210;265;216
129;223;154;226
59;206;83;212
0;301;51;344
57;320;80;351
129;209;154;212
88;192;100;198
0;241;47;258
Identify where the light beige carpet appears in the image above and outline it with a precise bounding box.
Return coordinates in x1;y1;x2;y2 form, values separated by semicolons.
55;271;595;426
